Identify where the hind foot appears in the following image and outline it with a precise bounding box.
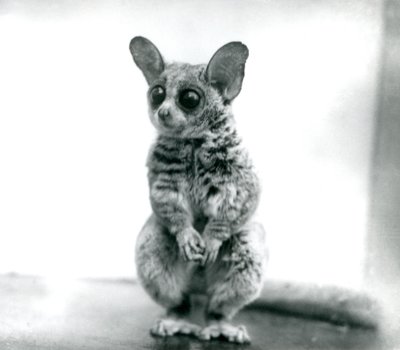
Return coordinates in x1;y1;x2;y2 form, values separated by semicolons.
150;318;201;337
199;321;251;343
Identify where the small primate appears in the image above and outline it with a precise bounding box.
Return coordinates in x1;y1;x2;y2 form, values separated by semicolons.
129;36;267;344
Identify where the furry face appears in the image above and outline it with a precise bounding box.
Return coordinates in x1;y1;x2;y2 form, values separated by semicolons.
129;36;248;139
146;63;227;138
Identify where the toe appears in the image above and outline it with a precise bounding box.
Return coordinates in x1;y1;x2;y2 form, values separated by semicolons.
199;329;212;340
237;326;251;344
150;320;165;337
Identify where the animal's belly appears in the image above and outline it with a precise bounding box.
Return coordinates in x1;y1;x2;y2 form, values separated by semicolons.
188;183;210;234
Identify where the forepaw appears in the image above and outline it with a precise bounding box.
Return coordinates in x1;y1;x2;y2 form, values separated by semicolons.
150;318;201;337
176;228;205;262
201;236;222;265
199;322;251;344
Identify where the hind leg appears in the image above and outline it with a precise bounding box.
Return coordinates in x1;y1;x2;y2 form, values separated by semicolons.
199;222;267;343
136;215;201;337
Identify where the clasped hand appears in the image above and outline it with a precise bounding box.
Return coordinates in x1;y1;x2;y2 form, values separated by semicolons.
176;226;223;265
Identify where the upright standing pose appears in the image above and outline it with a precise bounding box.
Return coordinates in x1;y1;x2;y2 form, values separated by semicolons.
129;36;267;344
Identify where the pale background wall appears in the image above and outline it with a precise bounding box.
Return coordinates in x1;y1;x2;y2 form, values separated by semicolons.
0;0;382;287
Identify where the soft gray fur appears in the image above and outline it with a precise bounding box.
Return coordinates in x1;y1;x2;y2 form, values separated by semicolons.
130;36;267;344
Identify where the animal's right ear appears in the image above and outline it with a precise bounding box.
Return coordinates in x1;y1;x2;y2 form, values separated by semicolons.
129;36;165;85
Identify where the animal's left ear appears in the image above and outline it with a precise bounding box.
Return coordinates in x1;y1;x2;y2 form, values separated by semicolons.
205;42;249;101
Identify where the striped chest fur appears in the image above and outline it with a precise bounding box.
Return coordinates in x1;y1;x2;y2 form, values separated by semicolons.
147;130;259;231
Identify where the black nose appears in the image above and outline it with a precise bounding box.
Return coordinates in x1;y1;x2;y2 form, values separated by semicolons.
158;108;170;120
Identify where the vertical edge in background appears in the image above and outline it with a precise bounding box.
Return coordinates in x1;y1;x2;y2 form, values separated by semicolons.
366;0;400;340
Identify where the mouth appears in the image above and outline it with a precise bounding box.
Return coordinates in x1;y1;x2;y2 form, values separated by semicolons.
158;120;187;136
158;118;174;129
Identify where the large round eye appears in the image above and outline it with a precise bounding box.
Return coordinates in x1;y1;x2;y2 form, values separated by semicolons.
179;90;200;109
150;86;165;106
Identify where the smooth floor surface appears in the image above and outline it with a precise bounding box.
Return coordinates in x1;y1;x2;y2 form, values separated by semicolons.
0;275;393;350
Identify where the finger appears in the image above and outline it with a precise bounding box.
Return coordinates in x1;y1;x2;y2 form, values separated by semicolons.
190;253;204;262
209;250;218;264
189;239;203;253
178;243;185;260
178;244;186;260
204;249;212;264
205;251;211;265
183;244;192;261
194;240;205;253
200;251;208;266
185;244;205;261
196;237;205;250
208;249;217;264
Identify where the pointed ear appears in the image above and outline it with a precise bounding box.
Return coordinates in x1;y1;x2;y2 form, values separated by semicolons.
205;42;249;101
129;36;165;85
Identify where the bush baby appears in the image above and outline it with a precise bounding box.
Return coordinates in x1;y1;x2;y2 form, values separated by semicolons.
129;36;267;344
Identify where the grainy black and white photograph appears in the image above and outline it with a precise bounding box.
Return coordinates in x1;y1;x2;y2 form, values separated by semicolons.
0;0;399;349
